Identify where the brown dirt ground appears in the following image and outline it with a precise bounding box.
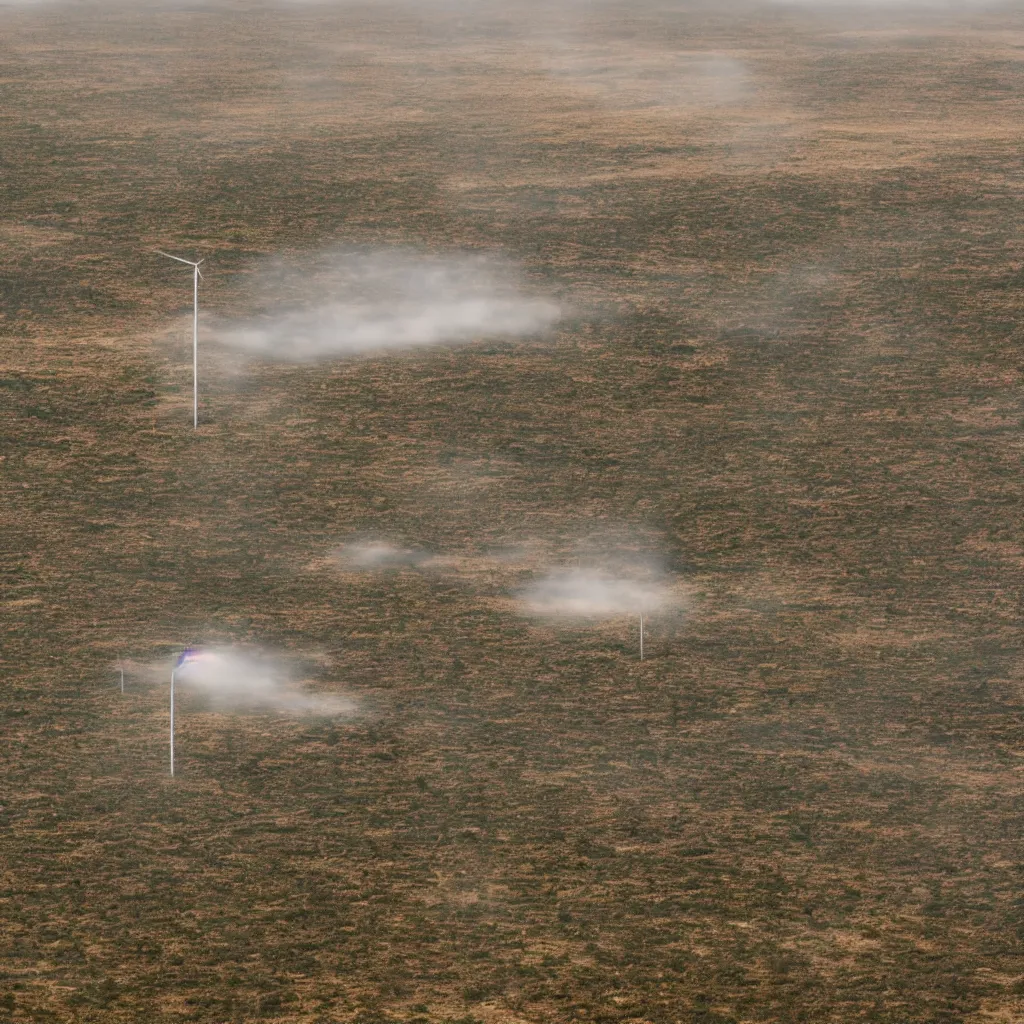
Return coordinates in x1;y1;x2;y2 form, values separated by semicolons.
1;2;1022;1022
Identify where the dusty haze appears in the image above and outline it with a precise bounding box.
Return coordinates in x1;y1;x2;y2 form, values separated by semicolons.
1;0;1022;1021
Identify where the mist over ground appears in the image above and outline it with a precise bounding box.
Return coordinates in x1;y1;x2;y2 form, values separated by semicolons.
3;0;1024;1021
159;646;356;716
212;247;561;362
520;567;682;619
332;540;431;570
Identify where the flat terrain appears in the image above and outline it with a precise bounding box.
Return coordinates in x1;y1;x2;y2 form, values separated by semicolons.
1;2;1023;1022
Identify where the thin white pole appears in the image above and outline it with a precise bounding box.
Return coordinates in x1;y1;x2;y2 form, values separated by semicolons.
119;663;124;694
193;264;198;430
170;669;176;777
154;250;202;429
640;614;644;661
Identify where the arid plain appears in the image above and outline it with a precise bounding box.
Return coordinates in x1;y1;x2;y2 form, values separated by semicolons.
1;1;1023;1022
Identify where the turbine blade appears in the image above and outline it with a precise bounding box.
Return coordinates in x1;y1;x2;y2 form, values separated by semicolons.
154;248;199;266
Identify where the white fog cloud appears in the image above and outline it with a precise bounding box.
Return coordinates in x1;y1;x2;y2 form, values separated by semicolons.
332;540;431;570
170;646;356;716
519;568;680;619
213;247;561;362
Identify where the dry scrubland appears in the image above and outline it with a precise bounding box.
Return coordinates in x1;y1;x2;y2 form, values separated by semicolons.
1;1;1023;1021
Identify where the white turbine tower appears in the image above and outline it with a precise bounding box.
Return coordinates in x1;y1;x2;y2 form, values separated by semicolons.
155;249;204;429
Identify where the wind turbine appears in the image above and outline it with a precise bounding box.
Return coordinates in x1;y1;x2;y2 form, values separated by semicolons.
155;249;204;429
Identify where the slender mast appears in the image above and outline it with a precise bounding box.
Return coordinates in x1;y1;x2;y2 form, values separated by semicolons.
640;614;644;661
154;250;201;430
170;669;176;776
193;264;199;430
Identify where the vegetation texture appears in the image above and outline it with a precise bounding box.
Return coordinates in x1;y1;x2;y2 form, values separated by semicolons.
1;2;1022;1022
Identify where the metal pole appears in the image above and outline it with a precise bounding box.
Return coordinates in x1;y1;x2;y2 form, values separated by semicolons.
193;265;198;430
120;664;124;694
170;669;175;776
640;614;644;661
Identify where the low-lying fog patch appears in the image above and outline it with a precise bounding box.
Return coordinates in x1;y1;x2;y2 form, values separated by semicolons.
331;540;431;570
213;246;561;362
158;646;356;716
540;44;753;111
518;567;682;619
